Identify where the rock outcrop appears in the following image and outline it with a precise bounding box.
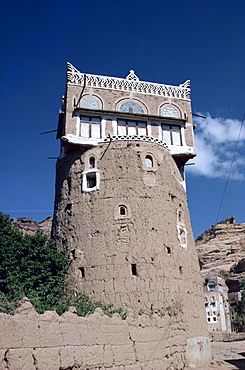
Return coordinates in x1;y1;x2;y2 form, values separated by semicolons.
11;216;53;237
196;218;245;289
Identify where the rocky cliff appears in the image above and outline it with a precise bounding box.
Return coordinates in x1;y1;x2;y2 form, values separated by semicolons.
11;216;53;237
196;217;245;290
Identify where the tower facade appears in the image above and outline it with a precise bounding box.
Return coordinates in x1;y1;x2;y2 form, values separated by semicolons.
52;64;207;339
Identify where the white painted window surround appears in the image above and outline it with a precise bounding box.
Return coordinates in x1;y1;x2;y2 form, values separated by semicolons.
82;169;100;192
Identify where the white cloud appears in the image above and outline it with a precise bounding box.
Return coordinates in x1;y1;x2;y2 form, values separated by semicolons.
186;114;245;180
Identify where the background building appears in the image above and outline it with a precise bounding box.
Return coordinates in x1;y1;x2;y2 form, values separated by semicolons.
203;276;231;334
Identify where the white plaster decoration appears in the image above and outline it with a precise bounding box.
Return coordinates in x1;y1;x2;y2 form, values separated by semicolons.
76;116;80;137
126;70;139;81
158;124;162;141
162;105;180;118
82;97;100;109
101;119;106;139
62;133;195;156
112;119;117;135
67;63;191;100
62;134;101;147
180;127;186;146
82;169;100;192
103;134;168;148
178;224;187;249
146;122;151;137
169;145;196;157
119;101;145;114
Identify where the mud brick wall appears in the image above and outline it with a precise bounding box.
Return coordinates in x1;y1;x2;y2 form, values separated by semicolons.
0;299;211;370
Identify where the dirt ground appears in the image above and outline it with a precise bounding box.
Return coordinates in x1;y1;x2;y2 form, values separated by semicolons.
205;340;245;369
1;339;243;370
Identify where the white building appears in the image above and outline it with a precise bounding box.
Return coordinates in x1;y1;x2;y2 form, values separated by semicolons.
203;276;231;333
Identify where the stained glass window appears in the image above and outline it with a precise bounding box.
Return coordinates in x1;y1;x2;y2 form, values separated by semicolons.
82;97;100;109
119;101;145;114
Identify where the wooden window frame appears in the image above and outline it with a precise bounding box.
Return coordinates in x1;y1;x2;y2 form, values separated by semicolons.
161;124;182;145
117;119;148;135
80;116;101;139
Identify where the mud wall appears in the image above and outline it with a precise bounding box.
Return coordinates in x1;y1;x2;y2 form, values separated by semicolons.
0;299;211;370
52;141;208;340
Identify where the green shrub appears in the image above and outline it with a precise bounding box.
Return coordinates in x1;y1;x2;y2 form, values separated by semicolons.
0;212;125;318
232;277;245;332
0;212;68;314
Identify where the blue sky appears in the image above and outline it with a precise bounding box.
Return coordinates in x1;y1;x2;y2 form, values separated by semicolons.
0;0;244;239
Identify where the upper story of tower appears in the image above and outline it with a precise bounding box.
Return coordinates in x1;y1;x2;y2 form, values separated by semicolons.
57;63;196;161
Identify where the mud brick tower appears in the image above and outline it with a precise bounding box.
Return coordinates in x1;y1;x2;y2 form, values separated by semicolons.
52;63;208;341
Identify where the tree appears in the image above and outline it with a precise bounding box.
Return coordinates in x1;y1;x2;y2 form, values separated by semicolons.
232;277;245;332
0;212;124;318
0;212;68;313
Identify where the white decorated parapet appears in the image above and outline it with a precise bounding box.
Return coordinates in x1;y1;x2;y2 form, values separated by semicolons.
67;62;191;100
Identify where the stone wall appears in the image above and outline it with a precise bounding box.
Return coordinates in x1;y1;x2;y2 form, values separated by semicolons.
0;299;211;370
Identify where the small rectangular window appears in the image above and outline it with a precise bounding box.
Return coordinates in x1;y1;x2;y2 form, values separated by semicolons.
138;122;147;135
128;121;137;135
131;264;137;276
82;170;100;193
162;124;182;146
80;267;85;278
118;120;147;136
80;116;101;139
87;173;97;188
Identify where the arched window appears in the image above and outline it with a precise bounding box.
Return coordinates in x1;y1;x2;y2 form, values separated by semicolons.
82;97;100;109
161;105;180;118
89;156;95;169
119;101;145;114
119;205;127;216
145;155;153;168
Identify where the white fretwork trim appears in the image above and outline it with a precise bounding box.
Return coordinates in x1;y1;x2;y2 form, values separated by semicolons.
126;69;139;81
62;133;196;155
103;135;168;148
67;63;191;100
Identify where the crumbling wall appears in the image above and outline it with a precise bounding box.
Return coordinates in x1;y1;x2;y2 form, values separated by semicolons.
0;299;211;370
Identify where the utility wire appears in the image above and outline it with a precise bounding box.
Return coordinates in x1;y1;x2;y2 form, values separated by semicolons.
215;113;245;224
